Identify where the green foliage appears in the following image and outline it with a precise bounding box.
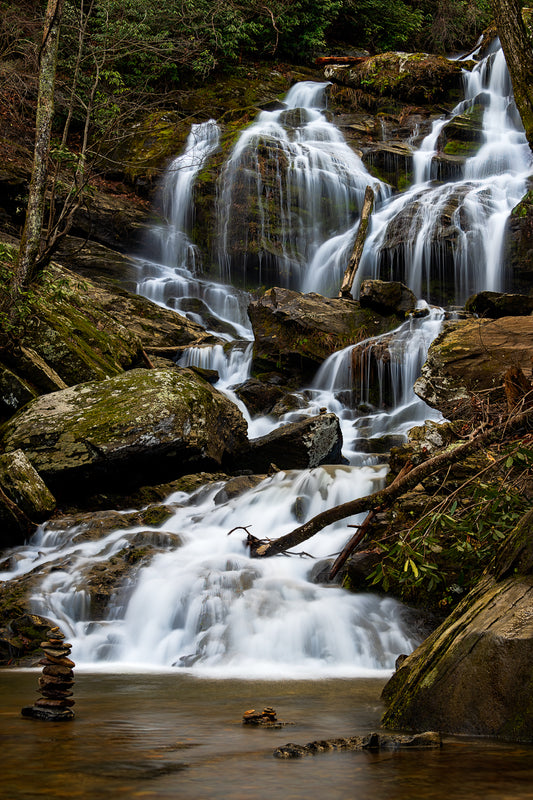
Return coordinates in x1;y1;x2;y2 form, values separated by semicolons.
408;0;493;54
367;444;533;610
331;0;424;52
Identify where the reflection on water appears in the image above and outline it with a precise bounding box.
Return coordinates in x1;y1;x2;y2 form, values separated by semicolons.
2;672;533;799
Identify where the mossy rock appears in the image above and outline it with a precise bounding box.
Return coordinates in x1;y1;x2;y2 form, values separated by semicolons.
0;367;248;497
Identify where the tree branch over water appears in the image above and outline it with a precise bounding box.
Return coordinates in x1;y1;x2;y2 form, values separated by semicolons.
253;405;533;558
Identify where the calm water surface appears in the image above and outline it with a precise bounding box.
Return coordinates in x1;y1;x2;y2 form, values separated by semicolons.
2;672;533;799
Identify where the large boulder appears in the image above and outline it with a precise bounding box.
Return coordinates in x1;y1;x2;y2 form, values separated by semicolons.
324;53;469;105
414;316;533;419
0;368;248;496
242;413;344;472
0;450;56;548
381;508;533;742
248;287;406;386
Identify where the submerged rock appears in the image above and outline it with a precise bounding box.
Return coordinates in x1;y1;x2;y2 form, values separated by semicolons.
1;368;248;496
381;508;533;742
274;730;441;758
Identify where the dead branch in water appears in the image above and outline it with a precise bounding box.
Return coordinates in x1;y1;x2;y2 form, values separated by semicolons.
253;406;533;558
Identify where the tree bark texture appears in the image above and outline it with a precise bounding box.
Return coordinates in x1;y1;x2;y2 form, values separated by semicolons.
17;0;64;289
490;0;533;150
254;406;533;557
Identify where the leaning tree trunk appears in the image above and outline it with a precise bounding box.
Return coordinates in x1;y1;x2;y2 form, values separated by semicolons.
490;0;533;151
16;0;64;292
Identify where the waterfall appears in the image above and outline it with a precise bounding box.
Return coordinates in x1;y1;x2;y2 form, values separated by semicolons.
358;43;532;304
4;45;531;676
217;81;388;295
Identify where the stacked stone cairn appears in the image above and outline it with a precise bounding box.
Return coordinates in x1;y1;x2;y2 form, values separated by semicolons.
21;626;75;721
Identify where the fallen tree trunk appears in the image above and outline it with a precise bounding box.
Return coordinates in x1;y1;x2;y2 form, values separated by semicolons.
315;56;368;66
254;406;533;557
339;185;375;298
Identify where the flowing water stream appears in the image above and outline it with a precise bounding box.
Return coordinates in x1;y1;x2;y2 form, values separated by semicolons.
2;44;533;794
3;42;531;678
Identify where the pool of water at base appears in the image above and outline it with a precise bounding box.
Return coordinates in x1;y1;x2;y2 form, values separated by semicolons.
1;671;533;800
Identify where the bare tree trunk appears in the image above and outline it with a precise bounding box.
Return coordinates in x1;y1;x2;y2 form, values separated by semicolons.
339;185;374;298
254;406;533;557
16;0;64;290
490;0;533;150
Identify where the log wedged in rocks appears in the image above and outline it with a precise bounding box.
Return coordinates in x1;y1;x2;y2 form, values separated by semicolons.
253;406;533;557
381;507;533;742
274;730;442;758
0;368;248;497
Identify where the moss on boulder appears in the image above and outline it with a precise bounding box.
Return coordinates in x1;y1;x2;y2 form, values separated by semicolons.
0;367;248;496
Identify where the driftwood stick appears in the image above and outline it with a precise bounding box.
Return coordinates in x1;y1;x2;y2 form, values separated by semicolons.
254;407;533;558
339;185;375;298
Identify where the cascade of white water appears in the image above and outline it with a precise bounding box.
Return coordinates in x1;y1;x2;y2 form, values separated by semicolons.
137;120;252;338
217;81;388;294
358;43;532;304
4;45;528;677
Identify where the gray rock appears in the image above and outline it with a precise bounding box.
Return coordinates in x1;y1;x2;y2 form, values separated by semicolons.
1;368;248;496
242;413;344;472
359;279;417;316
381;508;533;742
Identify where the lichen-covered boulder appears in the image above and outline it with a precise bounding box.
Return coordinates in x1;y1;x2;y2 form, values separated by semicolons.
248;287;406;386
414;316;533;419
0;368;248;496
0;450;56;549
381;508;533;742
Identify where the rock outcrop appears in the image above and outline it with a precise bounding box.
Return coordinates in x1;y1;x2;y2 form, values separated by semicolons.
0;450;56;548
381;508;533;742
414;316;533;419
248;287;407;386
325;52;469;104
0;368;248;495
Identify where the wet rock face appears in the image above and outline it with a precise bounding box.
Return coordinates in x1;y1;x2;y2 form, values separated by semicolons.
0;368;248;496
248;286;405;386
359;279;416;316
414;316;533;419
465;290;533;318
381;509;533;742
